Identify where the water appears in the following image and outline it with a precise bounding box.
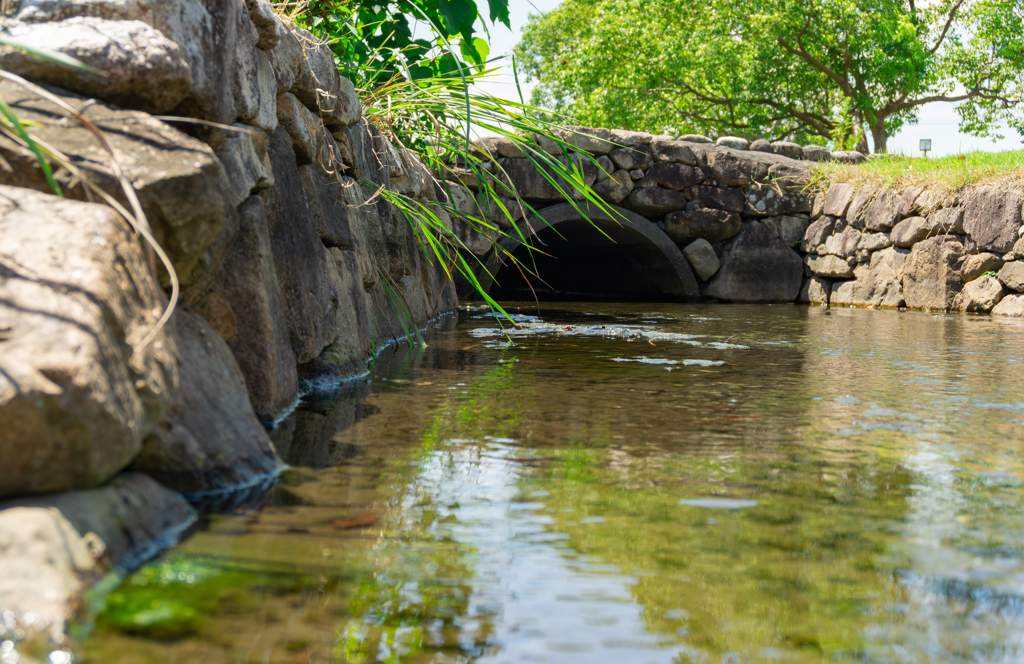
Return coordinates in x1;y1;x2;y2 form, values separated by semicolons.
81;304;1024;663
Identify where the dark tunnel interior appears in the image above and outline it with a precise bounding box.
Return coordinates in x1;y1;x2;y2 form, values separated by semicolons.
488;220;690;302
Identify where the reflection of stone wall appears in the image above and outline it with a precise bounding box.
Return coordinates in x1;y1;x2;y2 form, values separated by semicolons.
452;129;1024;316
0;0;456;640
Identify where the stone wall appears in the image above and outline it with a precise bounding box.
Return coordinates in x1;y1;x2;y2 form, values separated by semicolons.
450;127;1024;316
0;0;456;646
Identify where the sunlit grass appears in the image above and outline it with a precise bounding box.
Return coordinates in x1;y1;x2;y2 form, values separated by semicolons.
810;149;1024;195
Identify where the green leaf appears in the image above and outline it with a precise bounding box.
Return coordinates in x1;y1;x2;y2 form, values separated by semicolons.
0;99;63;197
437;0;478;37
487;0;511;28
459;37;489;67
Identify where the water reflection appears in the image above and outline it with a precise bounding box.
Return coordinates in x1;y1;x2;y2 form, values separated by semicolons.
84;305;1024;663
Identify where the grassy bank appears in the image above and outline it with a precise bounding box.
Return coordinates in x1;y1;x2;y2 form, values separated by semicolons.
809;149;1024;195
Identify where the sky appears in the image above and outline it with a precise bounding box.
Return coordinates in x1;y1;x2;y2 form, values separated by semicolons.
464;0;1022;156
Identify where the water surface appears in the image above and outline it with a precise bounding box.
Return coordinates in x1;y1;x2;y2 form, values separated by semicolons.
84;304;1024;663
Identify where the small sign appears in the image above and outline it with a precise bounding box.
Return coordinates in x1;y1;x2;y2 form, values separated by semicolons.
920;139;932;151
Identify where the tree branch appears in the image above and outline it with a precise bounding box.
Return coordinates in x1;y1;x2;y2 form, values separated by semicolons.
929;0;967;55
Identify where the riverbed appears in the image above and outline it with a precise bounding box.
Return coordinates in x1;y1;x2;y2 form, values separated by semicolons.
82;303;1024;663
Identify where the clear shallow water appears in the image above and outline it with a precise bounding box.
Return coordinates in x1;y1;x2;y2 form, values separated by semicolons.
82;304;1024;663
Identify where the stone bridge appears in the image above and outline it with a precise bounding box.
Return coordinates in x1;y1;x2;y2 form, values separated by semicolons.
448;127;1024;314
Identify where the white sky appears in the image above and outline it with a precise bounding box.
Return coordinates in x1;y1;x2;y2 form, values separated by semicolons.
467;0;1022;156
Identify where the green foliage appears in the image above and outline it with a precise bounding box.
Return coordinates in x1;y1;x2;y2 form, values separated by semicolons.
811;149;1024;194
516;0;1024;152
831;98;865;153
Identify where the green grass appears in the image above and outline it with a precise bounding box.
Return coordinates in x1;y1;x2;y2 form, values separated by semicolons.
809;149;1024;196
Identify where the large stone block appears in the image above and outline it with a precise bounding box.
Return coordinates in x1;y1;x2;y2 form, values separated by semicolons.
961;252;1004;282
963;188;1024;253
0;473;196;641
189;195;298;421
0;18;190;114
952;275;1004;313
651;139;697;165
609;145;652;171
592;170;634;204
846;186;876;229
264;126;340;363
131;310;283;495
703;221;803;302
624;187;689;217
863;190;901;232
830;265;903;308
214;124;273;208
0;82;229;288
822;183;855;217
992;293;1024;317
798;276;832;305
763;215;810;247
824;224;862;259
647;162;702;191
0;187;178;498
682;239;721;281
688;185;744;213
804;216;837;252
997;261;1024;292
664;208;742;245
902;235;964;310
806;254;855;279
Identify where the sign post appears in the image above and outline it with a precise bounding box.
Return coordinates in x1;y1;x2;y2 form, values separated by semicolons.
920;139;932;157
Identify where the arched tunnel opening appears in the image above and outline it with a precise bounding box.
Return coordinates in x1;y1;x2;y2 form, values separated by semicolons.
480;204;700;303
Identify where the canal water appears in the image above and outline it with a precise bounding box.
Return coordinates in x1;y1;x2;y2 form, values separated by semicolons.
83;304;1024;663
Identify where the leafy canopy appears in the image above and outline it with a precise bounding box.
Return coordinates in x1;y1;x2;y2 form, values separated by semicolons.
515;0;1024;152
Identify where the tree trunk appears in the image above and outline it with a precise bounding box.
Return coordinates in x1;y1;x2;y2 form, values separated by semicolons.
870;120;888;154
853;114;870;154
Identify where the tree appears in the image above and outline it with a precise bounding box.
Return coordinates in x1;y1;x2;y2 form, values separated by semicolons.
515;0;1024;153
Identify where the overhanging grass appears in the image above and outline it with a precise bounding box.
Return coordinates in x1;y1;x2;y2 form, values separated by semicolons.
809;149;1024;196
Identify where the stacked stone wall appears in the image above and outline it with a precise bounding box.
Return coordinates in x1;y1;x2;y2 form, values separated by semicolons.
451;127;1024;316
0;0;458;643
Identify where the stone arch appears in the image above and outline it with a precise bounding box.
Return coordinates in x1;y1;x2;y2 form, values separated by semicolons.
477;202;700;301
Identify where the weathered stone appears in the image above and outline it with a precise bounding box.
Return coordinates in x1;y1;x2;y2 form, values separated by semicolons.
609;129;654;146
798;276;832;305
595;155;615;180
743;184;812;217
277;92;345;179
992;293;1024;317
952;276;1005;313
0;81;228;288
631;169;646;180
287;25;353;125
15;0;150;22
811;193;825;218
716;136;750;150
543;126;617;154
0;474;196;641
964;189;1023;253
870;246;910;280
806;254;855;279
609;145;653;171
679;134;714;144
763;215;810;247
830;265;903;308
448;183;523;231
664;208;742;245
688;185;744;213
823;183;855;217
706;151;752;186
245;0;280;50
264;126;340;363
824;225;862;258
682;239;721;280
846;186;876;230
864;190;901;231
623;187;689;217
902;235;964;310
961;252;1004;282
190;195;298;421
651;139;697;165
593;170;634;204
804;216;837;252
929;206;964;235
802;145;831;162
334;120;388;186
298;167;354;248
749;139;772;153
647;162;703;191
0;17;190;114
897;185;926;218
0;187;178;498
494;156;597;201
890;216;935;248
233;34;279;133
832;151;867;164
703;221;804;302
770;141;804;160
214;125;273;208
856;232;891;252
132;310;282;494
390;149;433;199
997;261;1024;292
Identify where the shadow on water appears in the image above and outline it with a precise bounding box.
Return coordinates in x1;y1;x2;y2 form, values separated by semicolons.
81;304;1024;663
